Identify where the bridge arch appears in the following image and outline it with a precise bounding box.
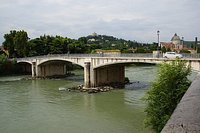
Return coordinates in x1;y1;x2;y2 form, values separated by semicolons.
37;58;85;67
36;59;84;78
17;60;32;65
16;61;32;74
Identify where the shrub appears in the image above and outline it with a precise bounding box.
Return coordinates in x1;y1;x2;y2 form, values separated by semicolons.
143;59;191;132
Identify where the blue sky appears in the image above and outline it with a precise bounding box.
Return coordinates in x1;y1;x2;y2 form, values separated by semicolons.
0;0;200;44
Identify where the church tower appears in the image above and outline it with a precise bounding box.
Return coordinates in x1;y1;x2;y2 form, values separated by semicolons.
171;33;183;50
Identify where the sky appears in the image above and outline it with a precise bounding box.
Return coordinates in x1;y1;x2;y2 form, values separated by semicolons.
0;0;200;44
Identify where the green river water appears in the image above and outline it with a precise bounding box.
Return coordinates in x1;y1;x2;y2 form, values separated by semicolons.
0;65;197;133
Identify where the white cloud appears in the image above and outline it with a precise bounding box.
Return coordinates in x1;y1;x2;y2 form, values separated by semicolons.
0;0;200;44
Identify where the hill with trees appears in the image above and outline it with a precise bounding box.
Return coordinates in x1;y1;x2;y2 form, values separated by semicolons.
2;30;158;58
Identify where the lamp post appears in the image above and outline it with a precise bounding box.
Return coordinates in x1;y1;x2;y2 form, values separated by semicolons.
157;30;160;49
67;44;70;56
156;30;160;58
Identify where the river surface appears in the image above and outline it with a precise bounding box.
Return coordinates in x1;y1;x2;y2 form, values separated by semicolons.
0;65;197;133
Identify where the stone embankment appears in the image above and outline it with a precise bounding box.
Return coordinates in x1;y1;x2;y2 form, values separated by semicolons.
161;74;200;132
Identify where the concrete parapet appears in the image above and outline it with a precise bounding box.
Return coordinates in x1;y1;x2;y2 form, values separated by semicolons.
161;74;200;133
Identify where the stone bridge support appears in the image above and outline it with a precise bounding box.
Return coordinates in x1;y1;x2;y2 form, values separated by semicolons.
31;62;36;77
90;65;125;87
84;62;91;88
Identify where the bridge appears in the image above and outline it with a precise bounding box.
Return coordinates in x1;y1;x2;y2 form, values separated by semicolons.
17;53;200;132
17;54;200;88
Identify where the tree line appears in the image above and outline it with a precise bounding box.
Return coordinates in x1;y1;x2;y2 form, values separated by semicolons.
2;30;159;58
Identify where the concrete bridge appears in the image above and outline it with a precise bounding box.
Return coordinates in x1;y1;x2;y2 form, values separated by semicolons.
17;54;200;88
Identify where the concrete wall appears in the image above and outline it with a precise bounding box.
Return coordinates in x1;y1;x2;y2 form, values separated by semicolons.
187;60;200;72
91;65;125;87
161;73;200;132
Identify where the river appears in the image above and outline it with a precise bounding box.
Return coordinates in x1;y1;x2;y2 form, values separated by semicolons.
0;65;197;133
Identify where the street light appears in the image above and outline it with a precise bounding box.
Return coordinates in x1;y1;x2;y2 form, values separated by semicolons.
156;30;160;58
157;30;160;49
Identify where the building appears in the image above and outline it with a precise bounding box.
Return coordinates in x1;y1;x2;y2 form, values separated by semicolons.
161;33;200;53
95;49;121;55
171;33;183;50
161;33;184;52
91;32;98;37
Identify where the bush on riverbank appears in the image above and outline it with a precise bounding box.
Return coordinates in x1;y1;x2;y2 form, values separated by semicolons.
143;59;191;133
0;54;20;75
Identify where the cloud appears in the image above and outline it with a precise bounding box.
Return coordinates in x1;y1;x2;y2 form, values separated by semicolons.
0;0;200;44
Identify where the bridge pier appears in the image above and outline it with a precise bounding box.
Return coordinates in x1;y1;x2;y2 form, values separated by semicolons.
90;65;125;87
84;62;91;88
31;62;36;77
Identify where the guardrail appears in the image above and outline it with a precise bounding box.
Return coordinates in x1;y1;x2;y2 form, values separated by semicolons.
16;53;200;61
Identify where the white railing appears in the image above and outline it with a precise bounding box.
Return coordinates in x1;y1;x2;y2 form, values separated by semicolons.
16;53;200;61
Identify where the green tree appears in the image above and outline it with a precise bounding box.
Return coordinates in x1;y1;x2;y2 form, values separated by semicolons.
0;54;7;63
3;30;17;57
78;37;87;44
180;49;190;53
197;45;200;53
166;47;171;52
143;59;191;133
14;30;29;57
135;47;146;53
49;36;65;54
3;30;29;57
161;46;166;53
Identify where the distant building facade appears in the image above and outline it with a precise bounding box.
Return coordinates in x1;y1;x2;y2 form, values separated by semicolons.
161;33;200;53
161;33;184;52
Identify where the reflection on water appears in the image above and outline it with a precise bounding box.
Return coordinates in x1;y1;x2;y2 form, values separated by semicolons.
0;65;198;133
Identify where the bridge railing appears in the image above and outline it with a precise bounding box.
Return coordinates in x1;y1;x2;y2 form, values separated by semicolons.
16;53;200;61
182;53;200;58
16;53;154;60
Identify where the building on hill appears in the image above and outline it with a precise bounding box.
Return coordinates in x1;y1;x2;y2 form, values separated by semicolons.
91;32;98;37
95;49;121;55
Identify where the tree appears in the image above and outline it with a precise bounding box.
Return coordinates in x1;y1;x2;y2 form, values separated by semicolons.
143;59;191;133
3;30;17;57
3;30;29;57
135;47;146;53
78;37;87;44
197;45;200;53
166;47;171;52
161;46;166;53
180;49;190;53
14;30;29;57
